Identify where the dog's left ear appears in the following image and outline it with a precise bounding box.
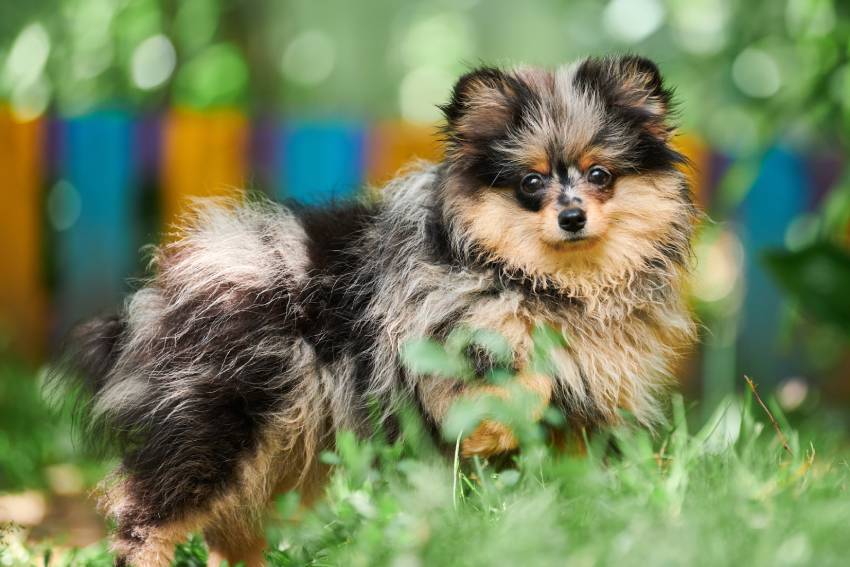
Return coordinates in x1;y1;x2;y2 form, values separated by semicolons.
577;55;674;140
440;67;530;160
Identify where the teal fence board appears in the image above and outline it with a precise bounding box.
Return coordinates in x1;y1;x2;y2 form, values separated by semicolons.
56;111;139;332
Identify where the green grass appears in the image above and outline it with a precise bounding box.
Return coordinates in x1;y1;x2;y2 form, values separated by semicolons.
258;397;850;567
0;359;108;492
2;352;850;566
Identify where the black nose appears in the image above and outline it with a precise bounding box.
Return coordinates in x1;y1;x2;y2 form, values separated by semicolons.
558;208;586;233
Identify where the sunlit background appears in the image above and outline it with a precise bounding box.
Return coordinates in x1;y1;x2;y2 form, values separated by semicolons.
1;0;850;538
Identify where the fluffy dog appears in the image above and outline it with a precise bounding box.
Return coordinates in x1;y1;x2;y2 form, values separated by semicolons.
56;55;697;566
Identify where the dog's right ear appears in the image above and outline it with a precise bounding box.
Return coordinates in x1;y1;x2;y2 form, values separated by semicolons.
574;55;674;141
440;67;527;154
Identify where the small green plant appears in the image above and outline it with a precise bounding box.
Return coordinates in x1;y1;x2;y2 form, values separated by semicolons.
256;332;850;566
3;333;849;566
257;387;848;567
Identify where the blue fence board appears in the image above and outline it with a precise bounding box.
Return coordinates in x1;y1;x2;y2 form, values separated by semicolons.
738;146;809;382
57;111;139;332
276;122;366;204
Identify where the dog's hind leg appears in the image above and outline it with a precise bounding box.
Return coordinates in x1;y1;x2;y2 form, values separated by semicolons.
205;524;267;567
204;433;332;567
201;436;283;567
102;430;286;567
105;483;207;567
107;427;330;567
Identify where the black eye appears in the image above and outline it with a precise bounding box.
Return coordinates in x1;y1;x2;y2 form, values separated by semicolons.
587;166;612;187
520;173;545;194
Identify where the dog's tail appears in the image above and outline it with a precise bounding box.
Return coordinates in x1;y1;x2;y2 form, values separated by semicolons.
67;314;126;394
47;313;128;450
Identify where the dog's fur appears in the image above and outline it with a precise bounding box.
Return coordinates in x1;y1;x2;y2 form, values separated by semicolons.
54;55;697;566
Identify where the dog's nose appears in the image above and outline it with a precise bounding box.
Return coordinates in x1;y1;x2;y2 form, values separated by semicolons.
558;208;586;233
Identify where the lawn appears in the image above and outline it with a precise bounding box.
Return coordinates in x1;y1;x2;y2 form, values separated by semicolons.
1;353;850;567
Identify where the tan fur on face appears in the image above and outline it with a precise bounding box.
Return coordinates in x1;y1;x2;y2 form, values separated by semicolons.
438;159;695;427
531;157;551;175
577;149;610;172
447;171;691;309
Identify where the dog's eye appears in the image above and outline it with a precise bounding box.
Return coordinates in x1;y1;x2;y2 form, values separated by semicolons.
587;166;612;187
520;173;545;194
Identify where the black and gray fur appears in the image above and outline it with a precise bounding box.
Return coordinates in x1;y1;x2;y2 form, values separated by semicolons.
52;55;697;566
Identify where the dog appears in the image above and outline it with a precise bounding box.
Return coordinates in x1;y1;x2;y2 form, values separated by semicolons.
54;55;697;566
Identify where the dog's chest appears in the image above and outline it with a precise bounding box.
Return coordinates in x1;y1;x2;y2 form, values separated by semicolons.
454;290;592;366
456;288;666;397
380;266;670;398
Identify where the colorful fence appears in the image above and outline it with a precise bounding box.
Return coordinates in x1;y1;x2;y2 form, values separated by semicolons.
0;107;842;367
0;108;46;360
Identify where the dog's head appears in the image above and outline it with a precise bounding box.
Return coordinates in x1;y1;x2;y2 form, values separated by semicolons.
440;56;695;287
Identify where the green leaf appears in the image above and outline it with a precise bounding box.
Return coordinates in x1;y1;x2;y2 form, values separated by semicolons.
498;469;521;487
530;323;568;375
444;326;475;355
468;329;513;365
441;398;487;442
401;338;470;378
763;241;850;334
319;450;341;465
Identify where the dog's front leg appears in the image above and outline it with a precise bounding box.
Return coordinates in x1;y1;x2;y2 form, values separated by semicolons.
416;371;553;458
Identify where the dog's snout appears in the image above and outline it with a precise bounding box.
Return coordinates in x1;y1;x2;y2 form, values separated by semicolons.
558;208;586;233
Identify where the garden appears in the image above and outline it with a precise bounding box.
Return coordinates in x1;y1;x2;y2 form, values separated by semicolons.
2;1;850;565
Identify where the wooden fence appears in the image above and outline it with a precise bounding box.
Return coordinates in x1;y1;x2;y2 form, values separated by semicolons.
0;105;840;367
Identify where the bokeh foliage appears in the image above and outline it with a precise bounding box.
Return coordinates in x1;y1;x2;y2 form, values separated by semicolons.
3;0;850;230
3;1;850;389
1;1;848;141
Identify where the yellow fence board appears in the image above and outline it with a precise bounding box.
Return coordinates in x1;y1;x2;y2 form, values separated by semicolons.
366;122;443;188
675;133;711;207
161;108;249;232
0;108;45;360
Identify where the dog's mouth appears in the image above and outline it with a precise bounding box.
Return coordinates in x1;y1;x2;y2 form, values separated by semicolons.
561;232;588;243
543;232;600;250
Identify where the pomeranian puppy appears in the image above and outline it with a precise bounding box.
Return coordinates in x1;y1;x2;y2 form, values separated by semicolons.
56;55;696;566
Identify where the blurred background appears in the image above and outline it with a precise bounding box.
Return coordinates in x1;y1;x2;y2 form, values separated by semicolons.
2;0;850;547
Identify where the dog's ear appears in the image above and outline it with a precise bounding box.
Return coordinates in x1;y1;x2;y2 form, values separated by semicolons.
440;67;528;154
576;55;673;139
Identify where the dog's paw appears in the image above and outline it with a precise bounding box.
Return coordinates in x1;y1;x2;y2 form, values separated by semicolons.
461;420;518;457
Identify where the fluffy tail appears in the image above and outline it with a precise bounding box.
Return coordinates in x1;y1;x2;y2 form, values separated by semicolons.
68;315;126;391
48;314;127;449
